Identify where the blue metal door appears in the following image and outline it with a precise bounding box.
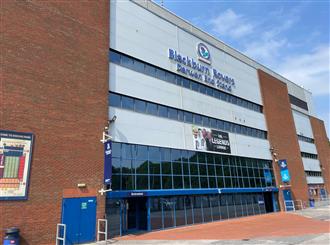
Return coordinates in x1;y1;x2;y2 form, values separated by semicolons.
62;197;97;244
282;189;294;211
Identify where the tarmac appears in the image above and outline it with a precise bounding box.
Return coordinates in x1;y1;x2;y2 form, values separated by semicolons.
89;204;330;245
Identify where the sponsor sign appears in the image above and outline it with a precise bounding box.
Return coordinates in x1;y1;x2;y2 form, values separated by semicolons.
278;159;290;183
104;141;112;185
192;126;231;154
0;130;34;200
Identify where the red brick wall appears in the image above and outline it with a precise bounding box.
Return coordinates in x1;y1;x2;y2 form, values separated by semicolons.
258;70;309;209
0;1;109;244
310;117;330;193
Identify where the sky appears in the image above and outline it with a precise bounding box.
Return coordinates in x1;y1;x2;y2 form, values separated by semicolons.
154;0;330;136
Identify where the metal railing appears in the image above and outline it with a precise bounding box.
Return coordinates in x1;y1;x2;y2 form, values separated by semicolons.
56;223;66;245
97;219;108;243
284;200;295;212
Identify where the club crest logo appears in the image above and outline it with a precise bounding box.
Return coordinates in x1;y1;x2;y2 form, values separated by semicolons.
197;43;211;64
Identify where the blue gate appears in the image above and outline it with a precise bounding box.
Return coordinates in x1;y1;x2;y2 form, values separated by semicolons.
61;197;97;244
282;189;294;211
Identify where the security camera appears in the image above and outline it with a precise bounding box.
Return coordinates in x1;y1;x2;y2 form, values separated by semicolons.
110;115;117;123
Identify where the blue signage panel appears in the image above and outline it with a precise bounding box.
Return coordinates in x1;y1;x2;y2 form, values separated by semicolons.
278;159;290;183
104;141;112;185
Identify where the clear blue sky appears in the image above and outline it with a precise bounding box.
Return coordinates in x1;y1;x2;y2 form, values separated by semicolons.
154;0;330;136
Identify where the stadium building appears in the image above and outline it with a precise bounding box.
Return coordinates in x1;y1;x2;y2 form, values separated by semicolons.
1;0;329;244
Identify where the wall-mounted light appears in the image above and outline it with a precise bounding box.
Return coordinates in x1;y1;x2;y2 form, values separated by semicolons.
77;183;87;188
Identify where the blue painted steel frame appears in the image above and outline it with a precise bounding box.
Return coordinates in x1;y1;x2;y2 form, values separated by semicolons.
107;187;278;199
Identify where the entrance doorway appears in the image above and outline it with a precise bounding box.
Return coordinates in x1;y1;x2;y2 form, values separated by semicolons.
263;192;274;213
61;197;97;244
126;197;147;232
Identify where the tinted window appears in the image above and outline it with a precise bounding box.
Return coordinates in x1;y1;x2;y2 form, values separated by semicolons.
109;93;121;107
182;78;190;89
184;112;193;123
191;82;199;92
146;102;158;115
110;51;121;63
168;108;178;120
135;100;146;113
200;85;206;94
159;105;168;118
194;114;202;125
122;96;134;110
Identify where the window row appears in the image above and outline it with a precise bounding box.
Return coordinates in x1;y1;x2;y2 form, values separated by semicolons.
112;158;273;178
109;92;267;139
301;152;318;159
112;142;272;167
305;171;322;177
111;174;274;190
150;194;267;230
289;94;308;111
109;49;263;113
297;135;314;144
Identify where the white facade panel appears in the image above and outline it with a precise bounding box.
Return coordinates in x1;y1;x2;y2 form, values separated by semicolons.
298;141;318;154
110;64;267;131
110;0;263;105
302;158;322;172
304;90;316;116
306;176;324;184
292;110;314;138
109;108;272;160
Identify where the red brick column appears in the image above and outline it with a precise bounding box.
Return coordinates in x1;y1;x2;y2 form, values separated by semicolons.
310;117;330;194
0;1;109;244
258;70;309;210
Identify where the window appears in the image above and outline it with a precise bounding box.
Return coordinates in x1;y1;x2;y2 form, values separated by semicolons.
158;105;168;118
168;108;178;120
184;112;193;123
109;93;121;107
146;102;158;116
109;50;263;113
135;100;146;113
122;96;134;110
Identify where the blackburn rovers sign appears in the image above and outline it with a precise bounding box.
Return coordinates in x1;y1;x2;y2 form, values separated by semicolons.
168;43;236;93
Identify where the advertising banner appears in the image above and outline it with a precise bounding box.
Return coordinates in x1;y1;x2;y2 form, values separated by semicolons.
0;130;34;200
104;141;112;185
278;159;291;183
192;126;231;153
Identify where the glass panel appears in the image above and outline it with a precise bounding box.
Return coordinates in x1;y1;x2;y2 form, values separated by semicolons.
146;103;158;116
162;176;173;189
149;161;160;175
208;164;215;176
136;175;148;190
168;108;178;120
112;142;121;158
200;177;208;188
209;177;217;188
161;161;172;175
191;176;200;188
185;196;194;224
135;100;146;113
182;78;190;89
122;175;134;190
194;114;202;125
122;96;134;110
193;196;203;223
122;144;133;159
150;197;163;230
162;198;175;228
190;163;199;175
199;164;207;176
150;175;161;189
220;195;229;219
184;176;190;189
184;112;193;123
112;158;121;174
210;195;220;221
173;176;183;189
109;93;121;107
202;196;212;222
191;81;199;92
173;161;182;175
109;51;121;63
175;197;186;226
158;105;168;118
121;159;134;174
112;174;120;190
135;159;148;174
182;163;190;175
